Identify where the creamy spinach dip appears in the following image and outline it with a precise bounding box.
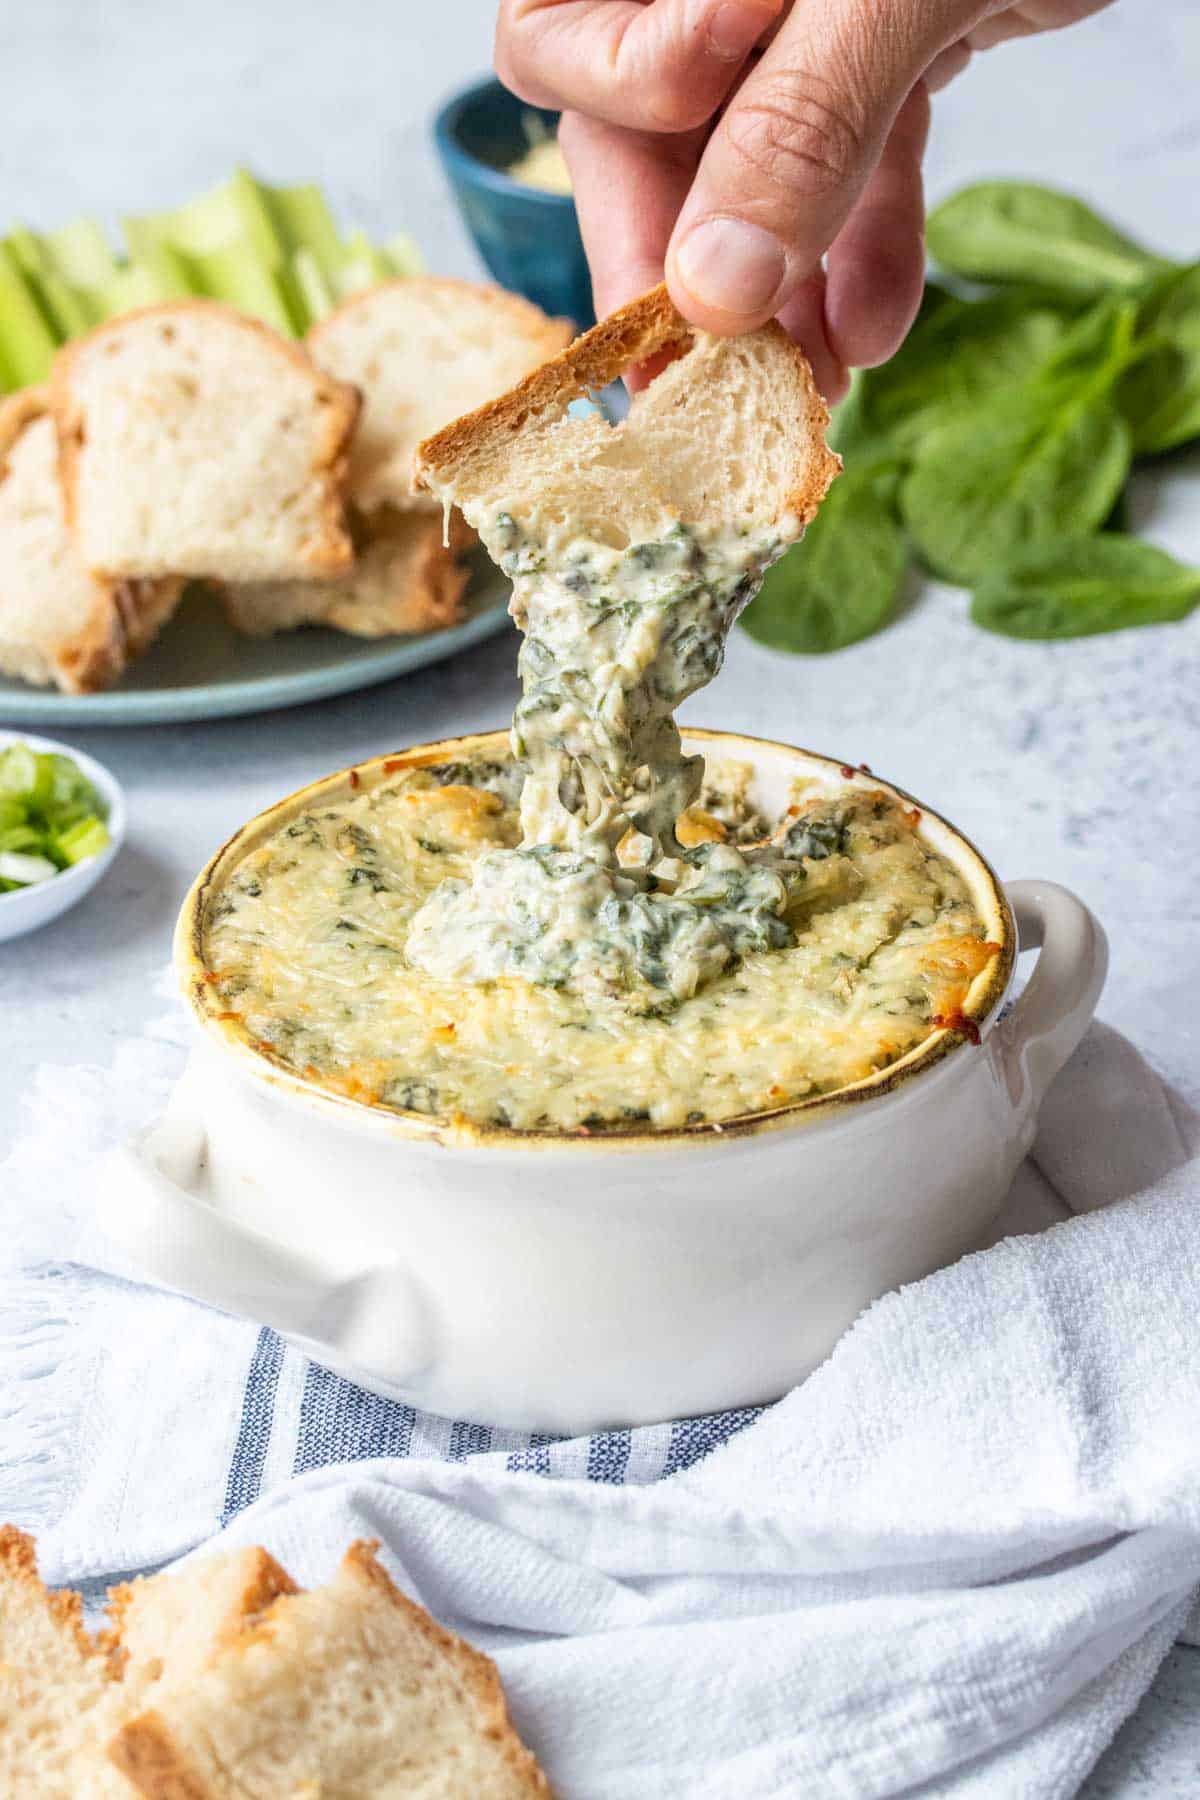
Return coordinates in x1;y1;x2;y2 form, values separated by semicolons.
405;515;806;1003
202;758;997;1132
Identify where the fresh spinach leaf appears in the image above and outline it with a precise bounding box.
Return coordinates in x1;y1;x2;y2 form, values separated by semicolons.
927;182;1168;297
1117;262;1200;453
741;459;907;654
853;289;1072;454
1101;486;1131;533
971;536;1200;639
900;302;1139;584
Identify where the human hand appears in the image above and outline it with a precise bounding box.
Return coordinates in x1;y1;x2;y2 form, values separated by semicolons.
495;0;1113;400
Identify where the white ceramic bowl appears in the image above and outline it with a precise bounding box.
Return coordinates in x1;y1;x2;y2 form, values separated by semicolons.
100;731;1106;1433
0;730;125;943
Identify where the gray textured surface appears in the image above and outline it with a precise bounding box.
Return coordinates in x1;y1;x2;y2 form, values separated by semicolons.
1;1;1198;1790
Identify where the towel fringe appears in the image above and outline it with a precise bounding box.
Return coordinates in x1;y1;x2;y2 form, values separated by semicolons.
0;1265;92;1537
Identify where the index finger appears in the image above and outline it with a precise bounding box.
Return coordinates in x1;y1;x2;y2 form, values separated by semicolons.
496;0;784;134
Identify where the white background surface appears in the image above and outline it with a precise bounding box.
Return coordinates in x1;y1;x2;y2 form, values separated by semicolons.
1;3;1198;1791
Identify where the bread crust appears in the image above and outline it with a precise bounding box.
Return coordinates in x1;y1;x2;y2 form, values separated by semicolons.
99;1546;299;1680
413;281;840;529
48;300;361;581
340;1541;552;1798
109;1540;553;1799
0;388;185;693
0;1523;99;1665
322;514;471;636
309;277;574;516
308;275;574;367
218;508;473;639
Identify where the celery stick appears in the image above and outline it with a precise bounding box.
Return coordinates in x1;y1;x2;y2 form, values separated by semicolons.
0;797;25;833
46;217;121;290
0;242;59;388
98;241;195;319
4;230;92;338
382;231;424;276
328;231;395;302
33;270;99;338
56;816;110;865
7;220;116;338
291;248;336;328
7;225;47;278
264;182;344;270
182;241;298;333
123;168;280;265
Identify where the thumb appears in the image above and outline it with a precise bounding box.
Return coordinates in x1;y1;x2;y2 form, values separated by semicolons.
665;0;981;332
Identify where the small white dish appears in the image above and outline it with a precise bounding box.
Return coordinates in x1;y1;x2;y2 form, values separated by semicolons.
0;729;126;942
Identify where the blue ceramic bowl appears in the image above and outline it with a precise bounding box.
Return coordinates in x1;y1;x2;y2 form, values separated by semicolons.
434;75;593;329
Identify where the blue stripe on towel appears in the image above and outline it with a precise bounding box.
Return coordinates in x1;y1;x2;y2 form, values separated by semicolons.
293;1363;417;1474
219;1340;768;1519
506;1433;559;1475
662;1407;762;1475
586;1429;633;1484
448;1419;494;1461
221;1327;285;1524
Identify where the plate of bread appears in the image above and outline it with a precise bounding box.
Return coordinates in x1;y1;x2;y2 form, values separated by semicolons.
0;278;572;725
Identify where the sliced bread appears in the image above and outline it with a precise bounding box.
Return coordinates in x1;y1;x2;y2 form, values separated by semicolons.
50;301;360;583
109;1539;552;1799
0;1524;120;1796
412;282;840;558
308;277;573;514
0;1527;300;1797
220;506;472;639
0;390;183;693
101;1546;297;1696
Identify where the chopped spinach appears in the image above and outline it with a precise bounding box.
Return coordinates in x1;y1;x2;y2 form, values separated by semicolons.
348;865;390;892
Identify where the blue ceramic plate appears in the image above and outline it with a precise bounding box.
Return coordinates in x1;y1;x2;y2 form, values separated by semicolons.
0;563;512;727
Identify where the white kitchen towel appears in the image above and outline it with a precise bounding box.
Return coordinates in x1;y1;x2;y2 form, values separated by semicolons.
2;1008;1198;1797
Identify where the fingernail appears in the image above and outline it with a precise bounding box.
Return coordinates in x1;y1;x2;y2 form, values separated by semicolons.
673;218;787;319
707;1;779;62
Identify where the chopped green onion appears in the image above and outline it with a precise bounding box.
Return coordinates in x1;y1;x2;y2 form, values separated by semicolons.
0;741;112;892
0;851;57;885
56;816;110;865
0;824;48;855
0;742;39;799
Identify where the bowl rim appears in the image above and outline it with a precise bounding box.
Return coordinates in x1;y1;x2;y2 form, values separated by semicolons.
434;74;577;207
0;727;126;914
177;728;1017;1152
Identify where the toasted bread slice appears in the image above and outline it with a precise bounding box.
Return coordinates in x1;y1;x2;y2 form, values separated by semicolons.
50;302;360;583
109;1540;551;1799
0;1526;300;1797
413;283;840;558
101;1547;298;1697
220;507;472;639
308;278;573;514
0;390;183;693
0;1525;121;1796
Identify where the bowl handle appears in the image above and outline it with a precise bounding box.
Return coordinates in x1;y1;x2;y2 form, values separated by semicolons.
999;880;1108;1110
97;1101;432;1386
